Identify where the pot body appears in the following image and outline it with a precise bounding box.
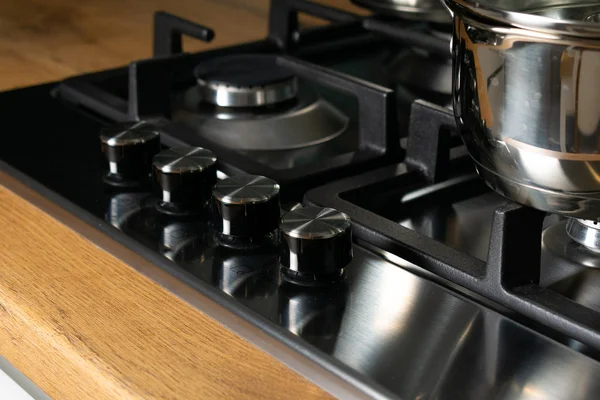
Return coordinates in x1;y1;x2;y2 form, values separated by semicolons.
446;2;600;219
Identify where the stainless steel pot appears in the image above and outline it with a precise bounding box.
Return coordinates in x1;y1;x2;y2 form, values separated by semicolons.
441;0;600;219
352;0;451;23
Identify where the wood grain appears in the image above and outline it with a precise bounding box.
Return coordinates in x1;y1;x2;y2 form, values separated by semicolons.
0;185;332;399
0;0;364;397
0;0;364;91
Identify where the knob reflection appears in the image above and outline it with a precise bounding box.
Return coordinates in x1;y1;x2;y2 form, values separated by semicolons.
106;192;154;231
160;220;208;262
106;191;209;259
106;192;161;248
279;282;348;353
211;246;279;299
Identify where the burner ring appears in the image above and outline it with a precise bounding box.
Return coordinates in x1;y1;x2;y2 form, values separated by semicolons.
195;54;298;108
196;77;298;108
566;218;600;252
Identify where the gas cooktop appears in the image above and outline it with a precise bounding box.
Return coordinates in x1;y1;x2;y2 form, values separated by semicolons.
3;1;600;399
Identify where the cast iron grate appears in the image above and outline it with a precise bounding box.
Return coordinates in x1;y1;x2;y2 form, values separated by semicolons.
54;0;454;200
306;100;600;352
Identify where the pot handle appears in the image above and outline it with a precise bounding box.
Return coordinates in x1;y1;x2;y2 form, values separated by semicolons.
438;0;455;18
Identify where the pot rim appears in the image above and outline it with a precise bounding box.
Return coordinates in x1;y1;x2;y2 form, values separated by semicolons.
441;0;600;38
352;0;452;23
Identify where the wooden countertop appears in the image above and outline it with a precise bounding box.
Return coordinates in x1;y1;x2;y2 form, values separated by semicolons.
0;0;362;90
0;0;364;398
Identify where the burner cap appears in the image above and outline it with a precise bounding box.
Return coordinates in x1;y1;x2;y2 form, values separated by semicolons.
194;54;298;108
566;218;600;253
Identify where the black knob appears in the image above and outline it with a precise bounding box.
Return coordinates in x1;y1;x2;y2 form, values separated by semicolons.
279;207;352;285
100;121;161;186
212;175;280;243
152;147;217;215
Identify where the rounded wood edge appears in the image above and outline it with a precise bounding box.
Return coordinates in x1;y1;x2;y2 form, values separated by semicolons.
0;186;332;400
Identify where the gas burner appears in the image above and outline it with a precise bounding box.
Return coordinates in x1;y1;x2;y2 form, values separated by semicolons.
566;219;600;253
175;54;349;152
194;54;298;108
542;220;600;282
542;220;600;315
541;217;600;292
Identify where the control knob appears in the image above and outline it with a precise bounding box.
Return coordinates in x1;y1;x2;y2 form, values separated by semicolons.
100;121;161;186
212;175;281;248
279;206;352;285
153;147;217;215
